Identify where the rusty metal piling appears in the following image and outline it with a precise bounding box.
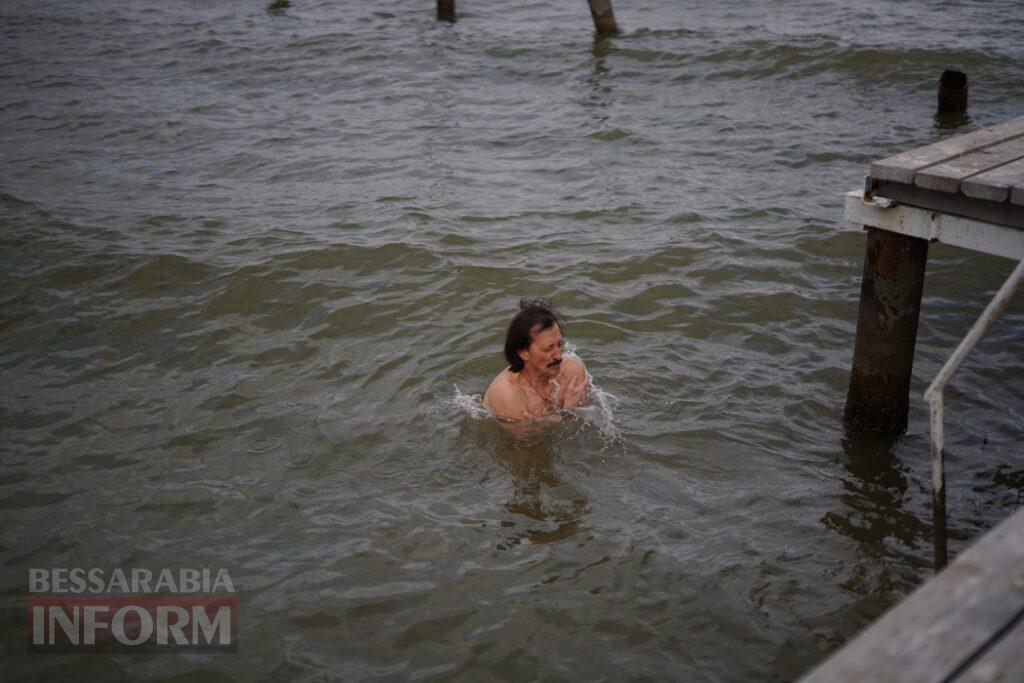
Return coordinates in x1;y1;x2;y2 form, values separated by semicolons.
844;228;929;433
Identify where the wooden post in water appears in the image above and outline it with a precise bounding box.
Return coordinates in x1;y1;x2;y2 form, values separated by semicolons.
437;0;456;23
587;0;620;36
844;228;929;433
937;70;968;117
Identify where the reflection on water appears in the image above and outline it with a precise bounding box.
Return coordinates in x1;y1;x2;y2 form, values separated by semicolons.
934;112;972;130
827;433;926;558
266;0;291;15
823;433;931;598
584;36;614;126
493;434;590;549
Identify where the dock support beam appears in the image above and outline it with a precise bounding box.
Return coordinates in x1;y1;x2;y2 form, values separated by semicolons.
437;0;455;23
587;0;620;36
844;228;929;433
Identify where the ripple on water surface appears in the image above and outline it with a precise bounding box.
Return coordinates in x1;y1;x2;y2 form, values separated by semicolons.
2;0;1024;679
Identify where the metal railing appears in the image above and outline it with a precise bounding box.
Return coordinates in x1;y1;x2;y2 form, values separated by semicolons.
924;257;1024;570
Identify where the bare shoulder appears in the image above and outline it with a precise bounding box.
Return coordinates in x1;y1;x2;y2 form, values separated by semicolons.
483;369;524;420
559;356;587;381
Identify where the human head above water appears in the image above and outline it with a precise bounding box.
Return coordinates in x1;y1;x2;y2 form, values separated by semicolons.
503;298;565;373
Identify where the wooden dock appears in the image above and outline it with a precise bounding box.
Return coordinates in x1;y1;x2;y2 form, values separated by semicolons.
827;117;1024;680
843;116;1024;436
800;506;1024;683
866;115;1024;228
846;116;1024;259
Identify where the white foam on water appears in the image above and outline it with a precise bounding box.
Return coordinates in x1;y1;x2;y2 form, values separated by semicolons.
448;344;622;442
448;385;495;421
560;343;621;440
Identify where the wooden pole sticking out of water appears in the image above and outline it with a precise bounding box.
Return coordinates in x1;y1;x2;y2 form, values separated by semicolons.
937;70;968;117
437;0;456;23
587;0;620;36
844;228;929;433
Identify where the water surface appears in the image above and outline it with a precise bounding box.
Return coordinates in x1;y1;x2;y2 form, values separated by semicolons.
2;0;1024;679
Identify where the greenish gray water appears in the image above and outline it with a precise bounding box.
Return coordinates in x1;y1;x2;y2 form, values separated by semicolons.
2;0;1023;679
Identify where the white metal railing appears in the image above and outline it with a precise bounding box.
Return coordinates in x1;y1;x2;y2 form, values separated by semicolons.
924;257;1024;570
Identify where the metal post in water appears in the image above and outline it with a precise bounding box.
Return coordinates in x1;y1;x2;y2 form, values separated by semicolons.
929;392;947;569
937;70;968;117
437;0;456;23
587;0;620;36
924;257;1024;571
844;228;929;434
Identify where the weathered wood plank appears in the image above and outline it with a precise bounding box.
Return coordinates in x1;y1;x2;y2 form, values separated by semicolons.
953;615;1024;683
873;179;1024;228
962;156;1024;204
800;507;1024;683
916;136;1024;195
870;117;1024;185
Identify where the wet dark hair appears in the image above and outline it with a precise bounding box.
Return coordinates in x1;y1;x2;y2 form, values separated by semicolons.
503;298;564;373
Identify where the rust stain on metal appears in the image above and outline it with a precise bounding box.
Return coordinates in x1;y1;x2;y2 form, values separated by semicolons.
868;231;904;277
845;228;929;434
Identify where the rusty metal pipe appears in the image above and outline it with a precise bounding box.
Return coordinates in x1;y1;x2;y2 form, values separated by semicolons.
930;392;947;570
924;257;1024;571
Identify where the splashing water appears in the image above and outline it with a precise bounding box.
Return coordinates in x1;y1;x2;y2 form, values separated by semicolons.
555;344;621;440
449;385;495;421
568;381;621;441
448;344;621;441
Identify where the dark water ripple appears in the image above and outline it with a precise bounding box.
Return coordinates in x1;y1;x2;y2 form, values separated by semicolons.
2;0;1024;679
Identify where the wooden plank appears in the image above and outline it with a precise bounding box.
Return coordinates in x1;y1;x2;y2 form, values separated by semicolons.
953;615;1024;683
800;507;1024;683
870;117;1024;185
916;137;1024;195
963;156;1024;204
872;179;1024;229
